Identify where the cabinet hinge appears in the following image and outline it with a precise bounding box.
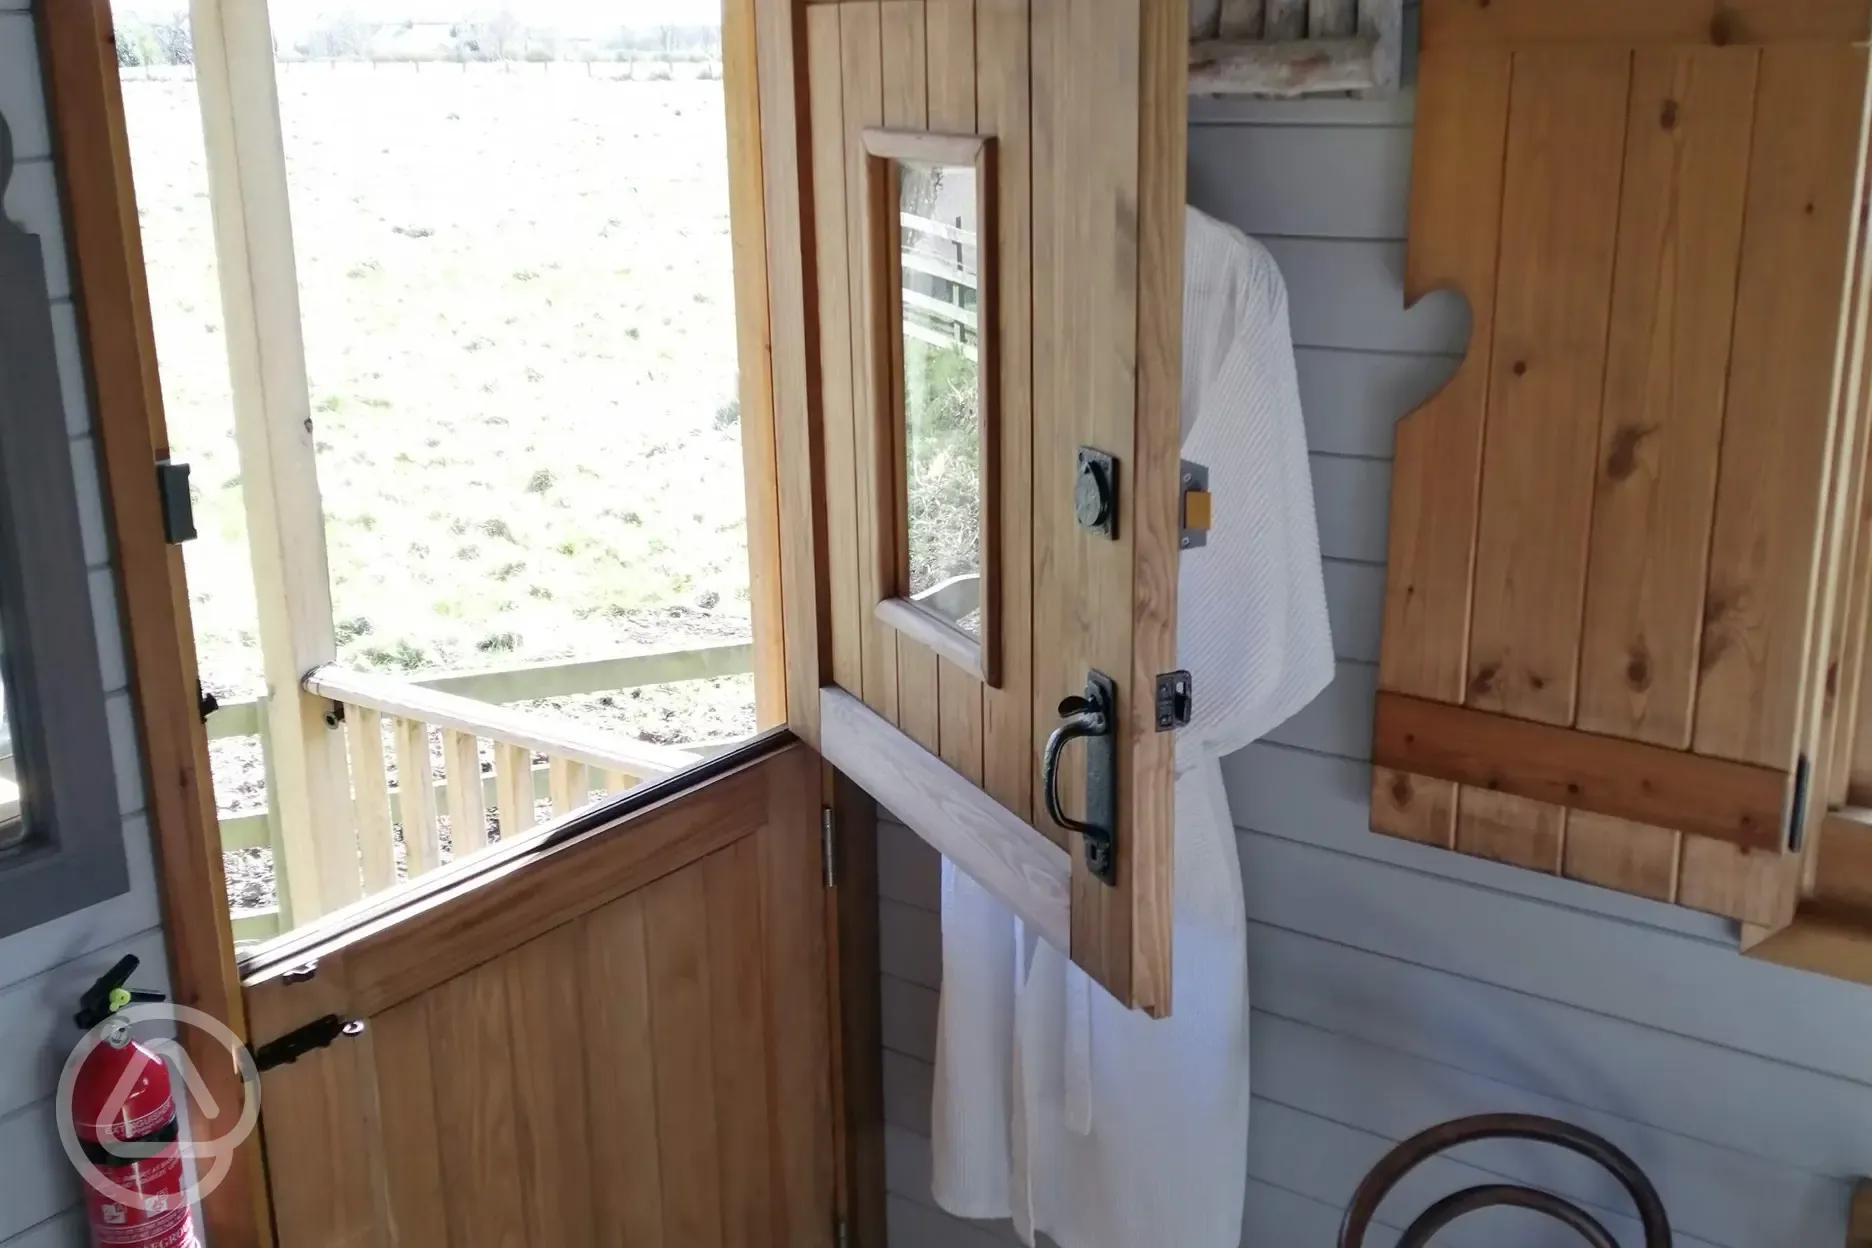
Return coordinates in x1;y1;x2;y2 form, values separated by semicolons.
834;1214;849;1248
156;458;196;544
821;806;836;889
1788;754;1812;853
252;1014;365;1073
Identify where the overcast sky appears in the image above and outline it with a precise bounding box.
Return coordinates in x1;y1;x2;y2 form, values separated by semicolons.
113;1;720;37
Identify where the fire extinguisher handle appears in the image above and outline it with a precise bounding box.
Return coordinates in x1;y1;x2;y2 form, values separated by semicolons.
73;954;165;1030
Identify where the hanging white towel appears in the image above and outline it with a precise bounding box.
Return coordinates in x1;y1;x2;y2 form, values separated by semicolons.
929;205;1333;1248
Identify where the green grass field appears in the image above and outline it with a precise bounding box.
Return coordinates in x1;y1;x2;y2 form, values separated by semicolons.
122;64;759;841
124;61;758;746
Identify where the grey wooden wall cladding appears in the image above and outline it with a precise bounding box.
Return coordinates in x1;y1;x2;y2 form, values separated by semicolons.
877;87;1872;1248
0;113;124;934
0;7;166;1246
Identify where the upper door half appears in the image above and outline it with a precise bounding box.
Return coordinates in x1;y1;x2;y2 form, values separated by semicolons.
772;0;1188;1013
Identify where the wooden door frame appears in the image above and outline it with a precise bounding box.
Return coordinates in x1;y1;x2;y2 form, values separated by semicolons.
36;0;883;1243
36;4;271;1242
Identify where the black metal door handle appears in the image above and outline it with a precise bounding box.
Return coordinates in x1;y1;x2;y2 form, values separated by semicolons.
1042;671;1118;884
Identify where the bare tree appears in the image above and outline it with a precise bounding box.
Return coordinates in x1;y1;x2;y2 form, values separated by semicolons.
486;10;523;60
149;10;193;65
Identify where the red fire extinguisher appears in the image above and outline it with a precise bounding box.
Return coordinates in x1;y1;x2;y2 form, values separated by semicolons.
68;955;201;1248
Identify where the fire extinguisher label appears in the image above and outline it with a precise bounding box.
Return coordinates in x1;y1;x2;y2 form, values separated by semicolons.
88;1204;192;1246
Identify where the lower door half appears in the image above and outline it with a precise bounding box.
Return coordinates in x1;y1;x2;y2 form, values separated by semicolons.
240;741;836;1248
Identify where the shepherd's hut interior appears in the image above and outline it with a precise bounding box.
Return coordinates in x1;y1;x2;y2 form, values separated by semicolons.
8;0;1872;1244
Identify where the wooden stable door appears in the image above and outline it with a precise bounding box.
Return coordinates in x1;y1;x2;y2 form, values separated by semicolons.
794;0;1189;1015
241;743;837;1248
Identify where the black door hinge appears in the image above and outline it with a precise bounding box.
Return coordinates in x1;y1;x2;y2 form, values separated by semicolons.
156;459;196;544
821;807;836;889
1788;754;1812;853
252;1014;365;1073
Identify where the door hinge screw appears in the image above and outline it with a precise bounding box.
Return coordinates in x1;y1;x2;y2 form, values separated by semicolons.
821;807;836;889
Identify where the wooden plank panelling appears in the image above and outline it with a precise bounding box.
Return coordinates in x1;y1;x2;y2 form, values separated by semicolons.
843;2;899;729
1424;0;1872;48
1370;47;1511;849
705;839;775;1248
810;5;864;699
927;0;986;787
643;866;727;1248
1575;50;1754;752
757;753;839;1248
428;960;530;1248
1679;44;1870;927
371;997;450;1245
881;0;940;755
1694;45;1869;771
977;0;1034;828
1464;50;1629;729
501;926;597;1246
581;894;669;1247
248;747;835;1248
1566;49;1756;897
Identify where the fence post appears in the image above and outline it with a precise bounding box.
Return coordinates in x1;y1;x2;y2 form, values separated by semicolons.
191;0;360;918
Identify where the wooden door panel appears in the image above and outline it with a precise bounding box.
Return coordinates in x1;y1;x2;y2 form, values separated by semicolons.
801;0;1184;1015
1372;0;1872;927
247;744;836;1248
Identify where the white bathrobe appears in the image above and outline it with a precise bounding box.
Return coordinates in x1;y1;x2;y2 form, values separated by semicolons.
929;206;1334;1248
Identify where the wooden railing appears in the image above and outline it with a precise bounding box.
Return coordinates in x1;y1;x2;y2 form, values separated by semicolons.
212;640;755;942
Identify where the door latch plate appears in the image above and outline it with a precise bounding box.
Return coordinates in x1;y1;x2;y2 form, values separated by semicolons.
1154;670;1193;731
1180;460;1210;550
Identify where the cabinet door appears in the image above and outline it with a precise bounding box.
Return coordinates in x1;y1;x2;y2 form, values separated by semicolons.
1371;0;1872;929
762;0;1187;1013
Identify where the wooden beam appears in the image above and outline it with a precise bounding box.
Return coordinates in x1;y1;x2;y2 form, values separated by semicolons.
1372;692;1792;852
35;2;273;1242
819;687;1069;952
191;0;357;917
1187;35;1381;96
756;0;831;746
723;0;788;730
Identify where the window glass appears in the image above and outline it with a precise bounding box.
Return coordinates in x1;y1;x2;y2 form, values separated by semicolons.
897;159;982;637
